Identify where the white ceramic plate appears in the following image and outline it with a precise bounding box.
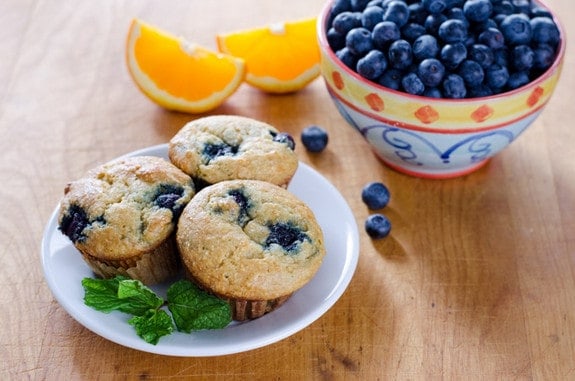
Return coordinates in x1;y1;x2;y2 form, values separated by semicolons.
41;144;359;357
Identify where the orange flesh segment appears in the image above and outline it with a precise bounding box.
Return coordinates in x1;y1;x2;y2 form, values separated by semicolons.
216;18;320;92
126;19;245;113
134;26;239;100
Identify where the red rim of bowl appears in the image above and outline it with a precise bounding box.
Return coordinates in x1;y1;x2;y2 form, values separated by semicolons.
317;0;566;130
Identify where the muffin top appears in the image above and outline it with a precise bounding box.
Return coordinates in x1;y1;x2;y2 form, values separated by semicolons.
58;156;195;260
168;115;298;187
177;180;325;301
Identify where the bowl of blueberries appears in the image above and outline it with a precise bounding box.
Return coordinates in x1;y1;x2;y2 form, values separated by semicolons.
318;0;565;178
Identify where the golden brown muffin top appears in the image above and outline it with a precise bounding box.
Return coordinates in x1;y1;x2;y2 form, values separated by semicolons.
58;156;195;260
177;180;325;300
168;115;298;187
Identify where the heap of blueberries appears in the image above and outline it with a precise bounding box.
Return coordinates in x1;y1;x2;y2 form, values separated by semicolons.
326;0;561;98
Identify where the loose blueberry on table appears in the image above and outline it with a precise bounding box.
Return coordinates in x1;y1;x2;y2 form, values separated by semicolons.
361;181;391;210
326;0;561;98
365;213;392;239
301;125;329;152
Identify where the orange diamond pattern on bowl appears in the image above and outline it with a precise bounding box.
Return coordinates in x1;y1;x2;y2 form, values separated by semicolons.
332;71;344;90
415;105;439;124
471;105;494;123
365;93;384;112
527;86;544;107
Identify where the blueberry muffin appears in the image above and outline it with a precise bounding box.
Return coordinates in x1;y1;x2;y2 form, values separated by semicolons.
176;179;326;321
58;156;195;285
168;115;298;189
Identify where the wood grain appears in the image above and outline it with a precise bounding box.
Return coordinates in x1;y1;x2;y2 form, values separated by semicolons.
1;0;574;379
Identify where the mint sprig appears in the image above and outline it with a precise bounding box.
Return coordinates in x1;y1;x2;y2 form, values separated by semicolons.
82;276;232;345
168;280;231;332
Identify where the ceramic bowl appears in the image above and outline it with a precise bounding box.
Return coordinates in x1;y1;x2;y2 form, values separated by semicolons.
317;1;566;179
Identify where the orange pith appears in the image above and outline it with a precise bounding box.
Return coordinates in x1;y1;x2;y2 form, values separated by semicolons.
126;19;245;113
216;17;320;93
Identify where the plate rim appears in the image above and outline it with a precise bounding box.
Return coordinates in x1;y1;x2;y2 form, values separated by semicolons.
41;144;360;356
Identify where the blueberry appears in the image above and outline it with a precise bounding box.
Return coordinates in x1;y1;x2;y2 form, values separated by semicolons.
357;50;388;80
327;28;346;51
382;0;410;27
500;14;532;45
228;188;251;226
493;47;509;67
346;27;374;56
422;0;447;14
361;6;384;30
469;44;494;69
351;0;372;11
511;44;534;71
265;222;309;252
59;204;90;243
531;6;553;19
463;0;493;23
388;39;413;70
530;17;560;45
377;68;403;90
424;13;447;35
401;72;425;95
532;43;556;70
485;63;509;89
361;182;390;210
478;27;505;50
445;7;469;27
412;34;439;61
442;73;467;99
372;21;401;50
440;42;467;70
511;0;531;15
203;142;238;162
506;70;530;90
301;125;329;152
468;84;494;97
365;214;392;239
418;58;446;87
423;87;443;98
438;19;468;44
336;47;359;69
272;132;296;150
332;11;362;34
401;23;427;42
458;60;485;87
492;0;515;16
408;3;427;24
330;0;353;17
153;184;185;216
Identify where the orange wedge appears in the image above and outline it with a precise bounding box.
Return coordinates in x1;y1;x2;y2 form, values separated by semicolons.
126;19;245;113
216;17;320;94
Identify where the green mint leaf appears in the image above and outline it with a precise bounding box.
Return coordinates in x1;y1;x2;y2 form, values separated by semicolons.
167;280;232;333
82;276;129;313
128;309;174;345
116;279;164;315
82;276;164;316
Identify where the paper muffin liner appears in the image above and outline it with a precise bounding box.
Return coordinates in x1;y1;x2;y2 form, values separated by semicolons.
78;235;181;285
183;268;292;321
229;295;292;321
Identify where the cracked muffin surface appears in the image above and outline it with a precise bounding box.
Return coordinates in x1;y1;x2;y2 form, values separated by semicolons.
168;115;298;188
176;179;325;320
58;155;195;284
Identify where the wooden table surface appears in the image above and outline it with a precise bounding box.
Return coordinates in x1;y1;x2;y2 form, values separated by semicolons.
2;0;574;379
